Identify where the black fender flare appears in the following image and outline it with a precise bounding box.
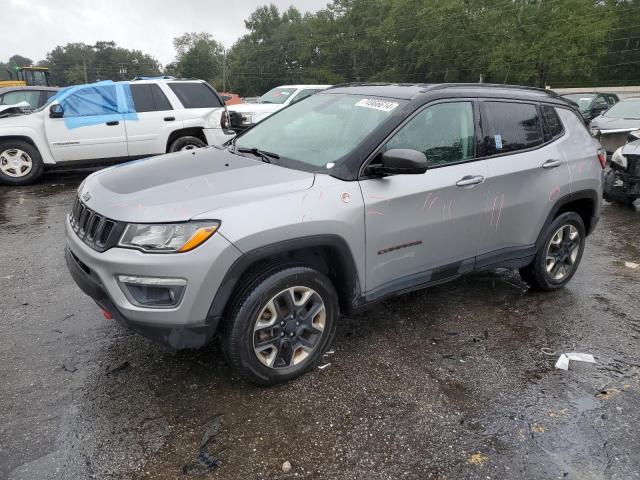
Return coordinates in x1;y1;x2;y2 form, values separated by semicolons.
535;189;599;250
207;234;362;327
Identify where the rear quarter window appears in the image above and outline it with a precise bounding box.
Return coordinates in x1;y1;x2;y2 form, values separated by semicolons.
481;101;544;155
540;105;564;141
168;82;222;109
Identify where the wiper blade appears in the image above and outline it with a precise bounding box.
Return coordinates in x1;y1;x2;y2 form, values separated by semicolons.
235;147;280;163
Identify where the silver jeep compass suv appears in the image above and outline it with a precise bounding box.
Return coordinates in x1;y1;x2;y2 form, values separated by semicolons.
66;83;604;385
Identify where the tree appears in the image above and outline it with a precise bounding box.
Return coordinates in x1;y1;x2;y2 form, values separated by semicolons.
9;55;33;67
172;32;224;86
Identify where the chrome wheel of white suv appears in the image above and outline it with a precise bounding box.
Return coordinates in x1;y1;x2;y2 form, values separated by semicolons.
0;148;33;178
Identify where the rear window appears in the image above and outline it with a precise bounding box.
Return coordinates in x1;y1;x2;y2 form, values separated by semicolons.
541;105;564;141
481;101;544;155
168;82;222;109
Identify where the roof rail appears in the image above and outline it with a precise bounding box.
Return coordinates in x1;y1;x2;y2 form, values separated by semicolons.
423;82;552;95
132;75;176;81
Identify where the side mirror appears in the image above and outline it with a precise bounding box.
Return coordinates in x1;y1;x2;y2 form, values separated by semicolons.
49;104;64;118
368;149;428;176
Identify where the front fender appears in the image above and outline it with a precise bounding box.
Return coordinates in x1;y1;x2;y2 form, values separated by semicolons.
0;122;55;164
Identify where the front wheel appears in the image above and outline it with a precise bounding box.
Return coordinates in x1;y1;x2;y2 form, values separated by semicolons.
519;212;586;291
0;140;44;186
168;136;207;152
221;266;339;386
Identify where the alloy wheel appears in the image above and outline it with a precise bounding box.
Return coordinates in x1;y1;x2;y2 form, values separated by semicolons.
545;224;580;281
0;148;32;178
253;286;326;369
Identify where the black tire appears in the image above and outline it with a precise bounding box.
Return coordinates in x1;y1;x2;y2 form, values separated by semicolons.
221;266;339;386
603;169;636;206
0;140;44;186
168;136;207;153
519;212;586;291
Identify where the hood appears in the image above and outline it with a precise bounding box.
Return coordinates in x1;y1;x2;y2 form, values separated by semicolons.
227;103;284;114
590;115;640;133
81;147;314;223
621;139;640;156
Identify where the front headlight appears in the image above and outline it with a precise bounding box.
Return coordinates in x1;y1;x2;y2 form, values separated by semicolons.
628;129;640;142
241;113;254;125
610;147;628;170
590;125;600;137
118;221;220;253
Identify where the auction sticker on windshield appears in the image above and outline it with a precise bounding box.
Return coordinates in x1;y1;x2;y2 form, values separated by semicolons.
355;98;399;112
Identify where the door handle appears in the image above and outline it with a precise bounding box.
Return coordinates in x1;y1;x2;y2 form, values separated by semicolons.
456;175;484;187
164;116;175;121
106;120;119;126
542;159;562;169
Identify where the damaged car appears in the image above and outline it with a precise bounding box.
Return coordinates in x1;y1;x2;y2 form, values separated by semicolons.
589;96;640;154
66;83;603;385
604;130;640;206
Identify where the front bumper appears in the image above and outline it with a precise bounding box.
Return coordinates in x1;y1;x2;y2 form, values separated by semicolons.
65;216;241;349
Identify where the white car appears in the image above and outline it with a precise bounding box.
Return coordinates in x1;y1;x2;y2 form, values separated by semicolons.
214;85;331;140
0;77;230;185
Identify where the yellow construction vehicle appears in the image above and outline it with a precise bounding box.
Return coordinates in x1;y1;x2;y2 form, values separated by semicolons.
0;66;51;88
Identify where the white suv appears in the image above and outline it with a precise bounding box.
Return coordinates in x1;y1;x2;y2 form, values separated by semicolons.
0;77;229;185
215;85;331;140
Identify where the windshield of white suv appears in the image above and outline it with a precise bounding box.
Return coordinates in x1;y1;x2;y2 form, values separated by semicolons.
233;93;405;170
564;94;595;112
603;99;640;119
257;87;297;104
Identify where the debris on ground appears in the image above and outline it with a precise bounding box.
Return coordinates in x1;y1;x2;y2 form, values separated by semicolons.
62;361;77;373
282;461;292;473
182;415;224;475
466;452;488;466
318;362;331;370
555;352;596;370
105;361;131;375
625;261;639;269
596;388;621;400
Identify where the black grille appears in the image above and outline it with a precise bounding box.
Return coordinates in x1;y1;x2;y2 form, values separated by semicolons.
69;196;124;252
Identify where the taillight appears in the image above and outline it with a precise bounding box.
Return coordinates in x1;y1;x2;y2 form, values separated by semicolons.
597;148;606;169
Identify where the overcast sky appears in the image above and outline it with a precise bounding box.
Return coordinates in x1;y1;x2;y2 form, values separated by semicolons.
2;0;328;66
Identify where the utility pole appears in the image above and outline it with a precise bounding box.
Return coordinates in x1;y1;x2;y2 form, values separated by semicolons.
222;48;226;92
83;57;88;83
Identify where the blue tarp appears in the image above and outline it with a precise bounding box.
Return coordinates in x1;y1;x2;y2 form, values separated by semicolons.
49;81;138;129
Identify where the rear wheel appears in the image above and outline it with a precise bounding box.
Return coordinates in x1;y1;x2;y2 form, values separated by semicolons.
222;266;339;386
519;212;585;291
0;140;44;186
168;136;207;152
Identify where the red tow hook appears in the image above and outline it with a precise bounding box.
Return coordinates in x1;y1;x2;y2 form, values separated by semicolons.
101;309;113;320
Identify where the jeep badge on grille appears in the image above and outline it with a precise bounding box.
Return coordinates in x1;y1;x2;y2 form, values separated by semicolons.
82;191;91;202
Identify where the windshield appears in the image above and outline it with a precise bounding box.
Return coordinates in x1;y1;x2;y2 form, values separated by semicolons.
234;93;405;170
603;99;640;119
563;94;595;112
257;87;297;104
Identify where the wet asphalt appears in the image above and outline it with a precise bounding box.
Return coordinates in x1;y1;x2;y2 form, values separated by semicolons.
1;170;639;480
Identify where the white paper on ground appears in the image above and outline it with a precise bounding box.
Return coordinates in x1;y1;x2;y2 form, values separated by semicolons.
555;352;596;370
555;353;570;370
625;262;639;269
566;352;596;363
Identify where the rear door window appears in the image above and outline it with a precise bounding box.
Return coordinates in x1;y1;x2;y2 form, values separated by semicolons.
130;84;173;112
168;82;222;108
481;101;544;155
